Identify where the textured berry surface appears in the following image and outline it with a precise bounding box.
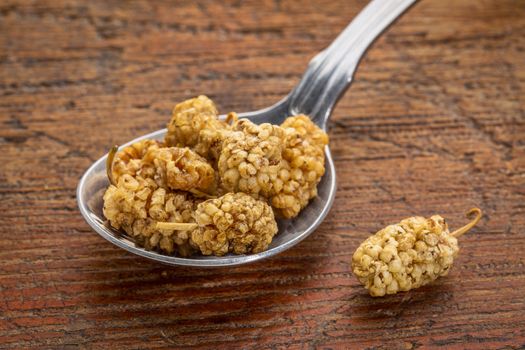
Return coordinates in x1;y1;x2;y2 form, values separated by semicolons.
103;175;198;256
111;140;161;182
218;119;284;198
352;215;459;296
190;193;278;256
165;95;226;148
145;147;215;192
271;115;329;218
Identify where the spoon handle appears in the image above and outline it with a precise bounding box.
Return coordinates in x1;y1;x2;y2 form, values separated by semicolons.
289;0;417;128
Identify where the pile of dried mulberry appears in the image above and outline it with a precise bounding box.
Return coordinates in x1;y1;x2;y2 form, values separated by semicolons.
103;95;328;257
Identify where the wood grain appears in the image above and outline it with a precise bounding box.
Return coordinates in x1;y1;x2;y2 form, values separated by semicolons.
1;0;524;348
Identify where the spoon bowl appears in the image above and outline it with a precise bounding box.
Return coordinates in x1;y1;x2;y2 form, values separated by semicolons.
77;123;336;267
77;0;416;266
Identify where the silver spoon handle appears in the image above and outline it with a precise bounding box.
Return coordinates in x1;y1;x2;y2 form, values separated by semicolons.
289;0;417;128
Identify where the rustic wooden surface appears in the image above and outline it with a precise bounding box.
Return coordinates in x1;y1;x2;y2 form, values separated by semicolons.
1;0;524;348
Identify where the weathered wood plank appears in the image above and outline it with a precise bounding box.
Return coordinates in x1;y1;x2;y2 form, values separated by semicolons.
0;0;524;348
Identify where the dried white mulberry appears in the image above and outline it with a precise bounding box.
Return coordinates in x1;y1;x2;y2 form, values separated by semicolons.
109;140;161;184
218;119;284;198
103;174;199;256
108;142;215;194
165;95;228;148
351;208;482;297
270;115;328;218
157;192;278;256
144;146;215;193
193;112;238;162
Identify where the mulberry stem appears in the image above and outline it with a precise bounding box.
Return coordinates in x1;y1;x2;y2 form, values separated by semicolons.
225;112;238;125
451;208;482;238
106;145;119;186
156;222;198;231
189;188;217;199
173;147;188;164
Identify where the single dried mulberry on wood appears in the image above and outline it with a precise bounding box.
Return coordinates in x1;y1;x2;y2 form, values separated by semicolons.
156;192;278;256
270;115;328;218
351;208;482;297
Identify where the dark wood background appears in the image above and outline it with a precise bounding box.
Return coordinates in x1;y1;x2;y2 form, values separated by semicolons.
1;0;524;348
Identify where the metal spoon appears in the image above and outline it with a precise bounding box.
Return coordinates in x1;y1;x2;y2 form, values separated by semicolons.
77;0;417;267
